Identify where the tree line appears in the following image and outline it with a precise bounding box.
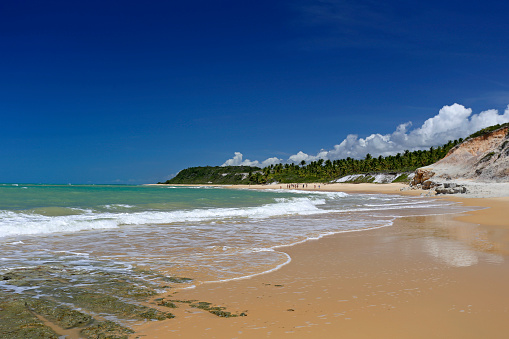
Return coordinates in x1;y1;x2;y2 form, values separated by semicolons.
161;138;468;185
160;124;508;185
247;139;464;184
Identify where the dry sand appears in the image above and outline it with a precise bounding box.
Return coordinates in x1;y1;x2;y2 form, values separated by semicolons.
134;183;509;339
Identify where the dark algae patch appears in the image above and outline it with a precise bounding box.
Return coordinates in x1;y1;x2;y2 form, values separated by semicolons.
80;320;134;339
189;300;246;318
61;291;174;321
0;293;59;339
26;298;92;329
0;265;243;337
163;276;193;284
166;299;247;318
0;265;190;338
156;299;178;309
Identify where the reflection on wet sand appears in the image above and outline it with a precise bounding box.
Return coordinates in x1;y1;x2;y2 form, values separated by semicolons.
135;209;509;339
402;214;505;267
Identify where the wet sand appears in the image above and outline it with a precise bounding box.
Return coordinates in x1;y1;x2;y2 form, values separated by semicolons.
134;185;509;338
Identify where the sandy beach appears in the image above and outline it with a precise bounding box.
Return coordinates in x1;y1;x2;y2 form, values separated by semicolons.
134;183;509;338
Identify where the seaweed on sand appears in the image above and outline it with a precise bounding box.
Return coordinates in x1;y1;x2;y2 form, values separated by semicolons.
80;320;134;339
0;293;59;339
167;299;247;318
0;265;178;338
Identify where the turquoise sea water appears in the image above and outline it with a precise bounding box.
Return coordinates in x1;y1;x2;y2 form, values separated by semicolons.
0;184;473;286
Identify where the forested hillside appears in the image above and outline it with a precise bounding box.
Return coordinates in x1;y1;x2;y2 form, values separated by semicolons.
159;166;261;184
159;138;467;185
259;139;463;184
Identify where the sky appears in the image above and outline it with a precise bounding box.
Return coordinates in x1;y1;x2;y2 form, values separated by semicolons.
1;0;509;184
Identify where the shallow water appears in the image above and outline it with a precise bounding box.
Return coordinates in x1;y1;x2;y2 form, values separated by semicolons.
0;184;476;286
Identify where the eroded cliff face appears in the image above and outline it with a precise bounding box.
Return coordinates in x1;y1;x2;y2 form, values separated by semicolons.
419;126;509;183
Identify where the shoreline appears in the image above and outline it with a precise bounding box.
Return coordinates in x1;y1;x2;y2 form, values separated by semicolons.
134;183;509;338
229;182;424;195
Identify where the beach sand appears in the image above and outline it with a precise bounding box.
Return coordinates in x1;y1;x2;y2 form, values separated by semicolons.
134;184;509;338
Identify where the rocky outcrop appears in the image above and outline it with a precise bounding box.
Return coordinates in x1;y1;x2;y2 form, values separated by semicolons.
409;171;467;194
429;125;509;182
412;125;509;186
435;182;467;194
410;168;435;187
410;125;508;194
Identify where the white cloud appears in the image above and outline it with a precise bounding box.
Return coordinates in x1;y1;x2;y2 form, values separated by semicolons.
222;104;509;166
288;151;313;163
221;152;282;168
260;157;282;167
222;152;245;166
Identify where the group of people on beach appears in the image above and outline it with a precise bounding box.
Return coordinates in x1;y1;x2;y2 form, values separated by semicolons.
281;183;321;189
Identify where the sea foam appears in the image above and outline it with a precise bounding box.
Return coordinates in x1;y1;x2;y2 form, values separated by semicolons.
0;196;331;238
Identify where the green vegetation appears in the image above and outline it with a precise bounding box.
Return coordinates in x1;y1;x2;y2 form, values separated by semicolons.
465;122;509;140
480;152;496;163
392;173;410;183
256;141;464;184
160;165;261;184
159;124;509;185
160;141;462;185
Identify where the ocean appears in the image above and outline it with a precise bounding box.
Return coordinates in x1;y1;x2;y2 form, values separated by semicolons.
0;184;473;289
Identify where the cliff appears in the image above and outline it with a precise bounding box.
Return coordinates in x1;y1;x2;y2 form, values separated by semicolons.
413;124;509;186
431;125;509;182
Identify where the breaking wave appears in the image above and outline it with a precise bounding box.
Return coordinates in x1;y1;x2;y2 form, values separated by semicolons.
0;196;331;237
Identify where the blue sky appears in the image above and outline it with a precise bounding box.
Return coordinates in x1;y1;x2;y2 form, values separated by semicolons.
1;0;509;184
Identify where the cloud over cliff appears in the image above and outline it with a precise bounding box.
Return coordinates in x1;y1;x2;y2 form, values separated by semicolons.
222;104;509;167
